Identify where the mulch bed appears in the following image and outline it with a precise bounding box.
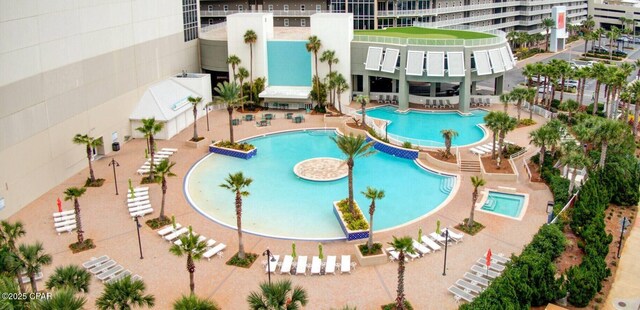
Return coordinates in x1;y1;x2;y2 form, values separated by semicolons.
527;161;545;183
425;151;457;164
480;156;514;174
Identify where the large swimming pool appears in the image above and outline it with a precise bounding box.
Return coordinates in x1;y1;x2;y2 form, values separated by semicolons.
185;130;455;240
364;106;488;147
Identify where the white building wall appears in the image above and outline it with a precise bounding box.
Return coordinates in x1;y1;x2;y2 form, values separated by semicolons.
226;13;274;83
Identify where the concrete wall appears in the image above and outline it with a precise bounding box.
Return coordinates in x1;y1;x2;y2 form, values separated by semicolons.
201;40;229;72
0;0;200;218
226;13;274;82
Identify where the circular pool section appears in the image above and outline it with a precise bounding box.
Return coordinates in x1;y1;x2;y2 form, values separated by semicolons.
185;130;453;240
364;106;488;147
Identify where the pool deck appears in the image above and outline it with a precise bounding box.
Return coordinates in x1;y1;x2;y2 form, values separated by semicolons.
7;103;552;309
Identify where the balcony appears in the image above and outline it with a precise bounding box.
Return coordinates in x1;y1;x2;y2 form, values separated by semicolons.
200;9;332;17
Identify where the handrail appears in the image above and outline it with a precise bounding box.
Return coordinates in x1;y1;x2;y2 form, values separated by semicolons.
550;193;578;224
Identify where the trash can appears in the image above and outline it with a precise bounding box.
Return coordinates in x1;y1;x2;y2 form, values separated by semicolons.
112;142;120;152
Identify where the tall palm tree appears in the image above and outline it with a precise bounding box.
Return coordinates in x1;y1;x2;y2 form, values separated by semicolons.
247;280;308;310
356;95;369;127
607;26;621;60
495;114;517;167
331;134;376;216
529;125;556;169
532;62;545;105
18;242;52;292
226;55;241;82
0;220;27;293
483;111;501;159
593;119;627;167
64;187;87;245
468;176;486;229
155;159;176;221
219;172;253;260
169;226;208;294
306;35;322;107
320;50;339;105
627;79;640;135
95;275;155;310
33;288;86;310
581;15;596;54
506;30;519;48
188;96;202;141
237;67;249;110
72;134;102;184
499;92;511;113
555;60;572;103
440;129;459;158
559;99;580;124
591;62;608;115
214;81;245;144
45;265;91;293
243;30;258;103
595;27;605;48
575;66;590;106
522;63;537;89
510;87;533;121
135;118;164;181
173;294;220;310
388;236;415;310
334;73;349;114
361;187;385;251
559;146;590;193
542;18;556;52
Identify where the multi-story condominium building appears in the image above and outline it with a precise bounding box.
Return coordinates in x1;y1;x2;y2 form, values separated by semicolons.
589;0;640;30
199;0;588;33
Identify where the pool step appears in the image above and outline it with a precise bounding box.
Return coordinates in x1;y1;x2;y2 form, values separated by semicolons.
460;160;481;173
439;177;455;194
483;198;497;210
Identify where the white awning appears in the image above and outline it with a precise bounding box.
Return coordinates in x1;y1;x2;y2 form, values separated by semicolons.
129;79;200;121
259;86;312;100
405;50;425;76
499;46;514;70
446;51;465;77
381;48;400;73
473;50;492;76
488;49;505;73
426;51;445;77
364;47;383;71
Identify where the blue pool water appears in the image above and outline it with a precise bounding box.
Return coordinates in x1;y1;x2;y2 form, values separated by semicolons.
481;191;525;219
364;106;488;146
267;41;311;86
185;130;453;240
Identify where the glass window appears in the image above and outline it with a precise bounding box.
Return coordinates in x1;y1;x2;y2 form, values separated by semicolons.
268;5;273;11
209;19;213;25
316;5;322;12
284;18;289;26
238;5;243;12
301;5;305;11
182;0;198;42
301;19;306;26
207;5;213;11
223;5;228;11
284;5;289;12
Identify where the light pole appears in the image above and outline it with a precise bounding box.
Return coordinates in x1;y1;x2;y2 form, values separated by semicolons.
204;104;211;131
263;248;275;285
134;216;144;259
108;158;120;195
617;217;630;258
442;229;449;276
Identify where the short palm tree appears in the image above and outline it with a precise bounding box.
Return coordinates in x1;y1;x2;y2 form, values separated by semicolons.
244;30;258;103
542;18;556;52
188;96;202;141
135;118;164;181
334;73;349;114
321;50;339;105
306;35;322;107
247;280;308;310
45;265;91;293
32;288;86;310
627;79;640;135
219;172;253;260
214;81;245;144
499;92;511;113
95;275;155;310
607;26;621;60
72;134;102;184
0;220;27;292
388;236;415;310
64;187;87;245
483;111;501;159
593;119;627;168
559;99;580;124
559;146;590;193
495;113;518;166
440;129;459;158
529;125;559;170
155;159;176;221
173;294;220;310
509;87;529;121
331;134;376;216
468;176;486;229
361;187;385;251
169;226;208;294
356;95;369;127
226;55;241;82
237;67;249;109
18;242;52;292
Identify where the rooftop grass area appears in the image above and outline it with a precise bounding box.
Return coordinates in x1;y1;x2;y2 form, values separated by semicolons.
354;27;495;39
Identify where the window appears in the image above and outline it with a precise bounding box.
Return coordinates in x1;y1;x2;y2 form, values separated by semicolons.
284;5;289;11
238;5;243;12
182;0;198;42
284;18;289;26
301;19;306;26
300;5;305;11
223;5;228;11
209;19;214;25
268;5;273;11
207;5;213;11
316;5;322;12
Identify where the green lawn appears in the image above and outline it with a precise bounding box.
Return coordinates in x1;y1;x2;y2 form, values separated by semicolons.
354;27;495;40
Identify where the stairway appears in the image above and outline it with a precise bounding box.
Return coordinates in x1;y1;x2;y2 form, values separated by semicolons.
439;177;455;194
460;160;481;173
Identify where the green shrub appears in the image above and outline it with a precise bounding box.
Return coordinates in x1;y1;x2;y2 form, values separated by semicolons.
566;265;598;307
226;252;258;268
215;140;255;151
402;141;413;149
382;300;413;310
337;199;369;231
518;119;536;126
358;243;382;256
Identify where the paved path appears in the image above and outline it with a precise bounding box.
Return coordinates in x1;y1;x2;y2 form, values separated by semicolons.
604;216;640;310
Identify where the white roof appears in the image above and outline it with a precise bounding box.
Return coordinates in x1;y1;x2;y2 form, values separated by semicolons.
130;80;200;121
259;86;312;100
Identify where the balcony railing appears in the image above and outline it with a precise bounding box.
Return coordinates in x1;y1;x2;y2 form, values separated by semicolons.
201;9;332;17
352;27;506;46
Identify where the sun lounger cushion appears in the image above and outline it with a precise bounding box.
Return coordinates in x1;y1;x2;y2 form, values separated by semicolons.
280;255;294;275
310;256;322;275
296;256;308;275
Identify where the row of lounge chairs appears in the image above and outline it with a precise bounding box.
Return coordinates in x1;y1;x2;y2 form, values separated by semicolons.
448;253;511;303
390;228;464;262
53;209;77;235
424;99;455;109
469;141;513;156
470;98;491;107
137;148;178;175
127;187;153;218
156;223;226;261
265;254;354;276
82;255;142;284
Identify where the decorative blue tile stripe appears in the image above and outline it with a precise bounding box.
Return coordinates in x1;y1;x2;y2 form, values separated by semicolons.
209;145;258;160
333;205;369;241
365;136;418;160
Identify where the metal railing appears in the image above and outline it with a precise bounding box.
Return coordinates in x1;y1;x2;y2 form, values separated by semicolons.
550;193;578;224
352;33;504;47
200;9;331;17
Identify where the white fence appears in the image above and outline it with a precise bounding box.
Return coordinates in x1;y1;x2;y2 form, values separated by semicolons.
523;102;552;119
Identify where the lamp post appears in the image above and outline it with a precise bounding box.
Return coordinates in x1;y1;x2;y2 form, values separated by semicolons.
442;229;449;276
108;158;120;195
204;104;211;131
617;217;630;258
134;216;144;259
263;248;275;285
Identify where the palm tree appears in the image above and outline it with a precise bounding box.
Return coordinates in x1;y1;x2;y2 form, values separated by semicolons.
33;288;86;310
440;129;459;158
506;30;519;49
591;62;607;115
356;95;369;127
18;242;52;292
155;159;176;221
188;96;202;141
483;111;501;159
135;118;164;181
559;146;590;193
510;87;532;121
226;55;241;82
593;119;627;167
522;63;536;88
361;187;385;251
173;294;220;310
243;30;257;103
581;15;596;54
499;92;511;113
219;172;253;260
556;60;572;103
247;280;308;310
607;26;621;60
468;176;486;229
321;50;339;105
627;79;640;135
0;220;27;293
575;66;590;106
559;99;580;124
529;125;557;169
388;236;415;310
532;62;545;105
72;134;102;184
45;265;91;293
95;275;155;310
334;73;349;114
595;27;605;48
214;81;245;144
306;35;322;107
64;187;87;245
169;226;208;294
542;18;556;52
635;58;640;79
237;67;249;110
331;134;376;216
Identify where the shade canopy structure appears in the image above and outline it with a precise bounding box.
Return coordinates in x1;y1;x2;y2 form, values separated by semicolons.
426;52;445;77
364;47;384;71
488;49;505;73
473;50;492;76
381;48;400;73
259;86;313;100
500;46;515;70
446;51;465;77
405;50;425;76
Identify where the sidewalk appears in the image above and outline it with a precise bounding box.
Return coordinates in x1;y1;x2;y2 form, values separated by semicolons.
604;217;640;310
515;39;586;68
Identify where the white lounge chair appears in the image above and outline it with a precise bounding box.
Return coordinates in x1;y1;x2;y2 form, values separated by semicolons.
20;272;43;284
127;195;150;203
265;255;280;274
129;204;151;213
340;255;351;274
412;239;431;256
492;254;510;265
456;279;483;294
470;148;486;155
90;260;116;274
106;269;131;284
464;272;489;287
156;151;174;156
127;191;148;199
421;235;442;251
161;148;178;153
56;224;76;234
54;215;76;223
476;258;505;272
53;210;75;218
471;265;499;279
132;275;142;281
130;208;153;218
310;256;322;275
444;228;464;243
174;235;206;246
280;255;294;275
205;239;216;248
429;232;451;245
157;224;182;236
98;265;123;281
137;169;150;175
295;256;308;275
164;227;188;242
325;256;336;275
203;243;226;261
153;154;169;159
448;285;476;302
54;219;76;228
82;255;109;269
130;187;149;192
